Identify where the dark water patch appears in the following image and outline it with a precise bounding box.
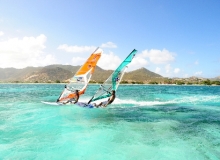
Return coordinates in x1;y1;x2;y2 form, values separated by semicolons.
76;105;191;124
144;106;197;113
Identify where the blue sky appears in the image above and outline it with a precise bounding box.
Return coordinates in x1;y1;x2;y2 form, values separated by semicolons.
0;0;220;78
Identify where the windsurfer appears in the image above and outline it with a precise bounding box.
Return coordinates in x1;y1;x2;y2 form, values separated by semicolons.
63;90;79;104
94;90;115;108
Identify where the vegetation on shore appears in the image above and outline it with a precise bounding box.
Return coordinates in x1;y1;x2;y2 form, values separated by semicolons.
0;65;219;85
2;78;220;86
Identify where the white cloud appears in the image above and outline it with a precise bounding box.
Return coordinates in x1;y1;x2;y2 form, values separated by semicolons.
100;42;117;48
195;71;202;76
0;34;57;68
57;44;97;53
71;48;103;66
142;49;175;64
155;67;161;74
0;31;4;36
95;50;148;71
97;52;121;70
174;68;180;73
72;57;87;66
92;48;175;71
155;67;161;73
165;64;172;73
129;54;148;70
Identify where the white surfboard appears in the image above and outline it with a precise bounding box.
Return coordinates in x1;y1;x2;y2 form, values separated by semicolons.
41;101;96;108
41;101;63;106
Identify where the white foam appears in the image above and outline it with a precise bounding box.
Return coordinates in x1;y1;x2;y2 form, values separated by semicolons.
169;95;220;104
79;95;220;107
112;98;173;106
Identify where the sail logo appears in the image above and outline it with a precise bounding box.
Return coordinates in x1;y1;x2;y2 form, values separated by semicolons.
115;77;120;82
77;77;83;81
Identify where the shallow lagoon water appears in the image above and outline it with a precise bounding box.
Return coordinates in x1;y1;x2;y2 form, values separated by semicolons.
0;84;220;159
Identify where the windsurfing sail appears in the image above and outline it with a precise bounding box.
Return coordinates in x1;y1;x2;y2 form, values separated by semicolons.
57;48;102;103
88;49;137;103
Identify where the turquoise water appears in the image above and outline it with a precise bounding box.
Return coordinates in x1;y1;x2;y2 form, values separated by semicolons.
0;84;220;160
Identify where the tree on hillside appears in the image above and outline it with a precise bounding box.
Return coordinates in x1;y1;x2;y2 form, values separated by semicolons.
202;79;211;85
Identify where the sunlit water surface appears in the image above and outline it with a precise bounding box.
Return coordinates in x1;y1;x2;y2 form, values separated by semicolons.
0;84;220;159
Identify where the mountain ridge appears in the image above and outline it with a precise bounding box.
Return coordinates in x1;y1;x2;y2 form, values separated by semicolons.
0;64;163;83
0;64;219;84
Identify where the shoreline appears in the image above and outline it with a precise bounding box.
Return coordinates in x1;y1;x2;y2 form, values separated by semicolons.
0;83;219;86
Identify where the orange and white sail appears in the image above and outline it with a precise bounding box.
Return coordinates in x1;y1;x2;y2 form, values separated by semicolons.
57;48;102;103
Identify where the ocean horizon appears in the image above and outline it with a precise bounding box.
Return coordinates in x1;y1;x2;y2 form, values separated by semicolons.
0;84;220;159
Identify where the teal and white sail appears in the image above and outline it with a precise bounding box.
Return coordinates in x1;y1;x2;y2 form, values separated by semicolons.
88;49;137;103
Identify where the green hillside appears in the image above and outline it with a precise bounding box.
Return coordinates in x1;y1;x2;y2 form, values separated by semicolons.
0;65;163;83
